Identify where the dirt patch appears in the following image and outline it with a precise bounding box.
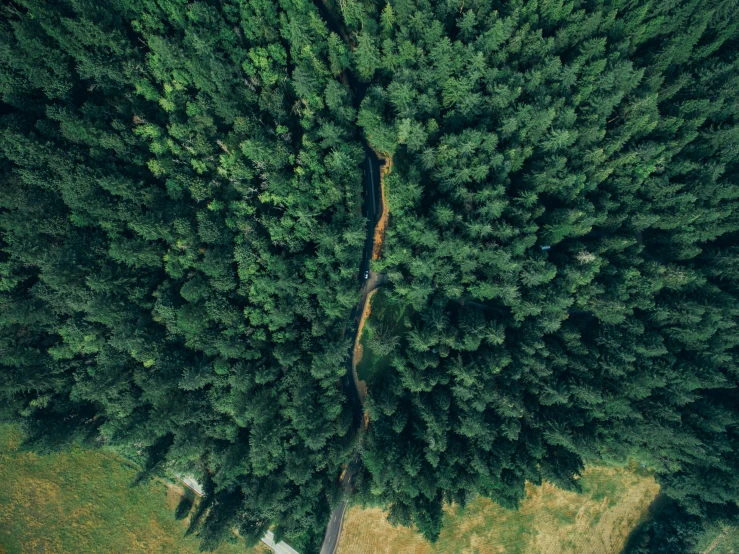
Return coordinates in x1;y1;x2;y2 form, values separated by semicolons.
371;151;392;261
353;342;365;383
166;483;187;510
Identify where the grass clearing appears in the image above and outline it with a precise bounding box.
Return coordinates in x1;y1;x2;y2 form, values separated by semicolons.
0;424;267;554
355;288;412;386
337;464;659;554
694;521;739;554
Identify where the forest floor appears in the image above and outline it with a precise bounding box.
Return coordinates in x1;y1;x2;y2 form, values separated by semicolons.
335;464;659;554
0;424;267;554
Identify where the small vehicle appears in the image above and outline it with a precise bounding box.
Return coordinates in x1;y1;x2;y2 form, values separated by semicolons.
364;270;369;280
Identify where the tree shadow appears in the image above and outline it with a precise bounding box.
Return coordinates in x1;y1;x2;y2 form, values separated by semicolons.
175;488;196;520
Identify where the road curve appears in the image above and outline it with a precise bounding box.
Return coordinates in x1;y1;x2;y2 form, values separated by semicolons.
318;151;384;554
309;2;386;554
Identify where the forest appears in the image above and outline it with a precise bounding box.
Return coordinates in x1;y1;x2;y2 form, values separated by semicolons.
1;0;738;553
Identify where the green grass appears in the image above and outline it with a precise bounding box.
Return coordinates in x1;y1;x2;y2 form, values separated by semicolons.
0;424;265;554
356;288;412;385
693;521;739;554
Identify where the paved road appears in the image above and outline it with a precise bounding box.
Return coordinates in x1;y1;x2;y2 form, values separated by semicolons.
319;453;361;554
181;476;203;495
360;147;383;277
318;501;347;554
309;3;387;553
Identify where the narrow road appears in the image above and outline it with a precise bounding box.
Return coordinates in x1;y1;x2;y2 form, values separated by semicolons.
319;453;362;554
316;149;384;554
308;3;387;553
343;147;384;430
318;501;347;554
308;0;383;437
360;146;383;278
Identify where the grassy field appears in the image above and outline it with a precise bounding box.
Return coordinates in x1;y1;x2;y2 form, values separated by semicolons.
355;288;411;387
337;464;659;554
0;424;267;554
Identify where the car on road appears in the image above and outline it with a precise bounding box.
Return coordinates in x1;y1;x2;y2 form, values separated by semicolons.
364;270;369;280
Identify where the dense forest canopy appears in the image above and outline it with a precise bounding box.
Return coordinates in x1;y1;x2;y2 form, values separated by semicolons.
1;0;738;552
0;0;365;550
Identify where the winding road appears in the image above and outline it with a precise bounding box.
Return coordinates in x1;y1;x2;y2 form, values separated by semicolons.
318;146;385;554
182;6;384;552
317;187;383;554
342;146;384;430
309;3;388;553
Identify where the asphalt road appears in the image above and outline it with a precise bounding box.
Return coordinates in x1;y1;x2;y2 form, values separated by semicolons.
318;501;347;554
360;147;383;278
319;453;362;554
309;3;385;554
315;95;384;554
344;147;384;430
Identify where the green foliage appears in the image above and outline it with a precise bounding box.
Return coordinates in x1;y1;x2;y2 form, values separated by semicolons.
347;0;739;543
0;0;363;550
2;0;739;550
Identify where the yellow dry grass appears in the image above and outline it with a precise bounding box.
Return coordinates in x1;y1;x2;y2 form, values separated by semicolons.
337;465;659;554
